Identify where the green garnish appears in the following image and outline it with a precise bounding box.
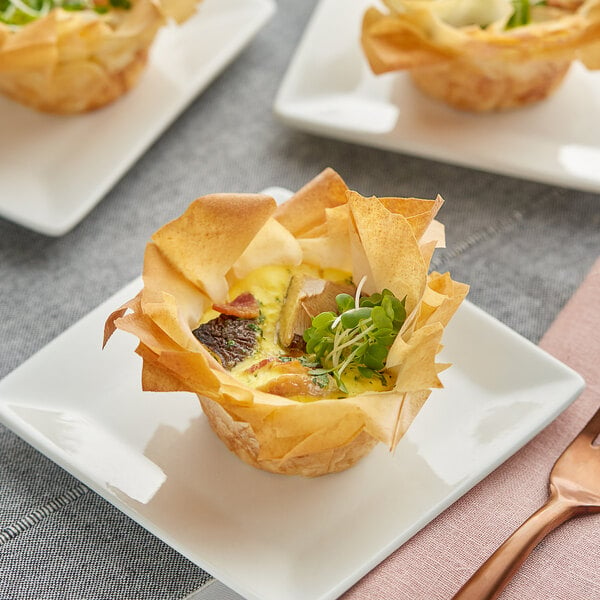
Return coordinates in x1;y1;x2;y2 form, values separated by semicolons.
303;279;406;394
0;0;130;28
311;373;330;389
507;0;547;29
297;355;319;369
247;322;263;335
507;0;530;28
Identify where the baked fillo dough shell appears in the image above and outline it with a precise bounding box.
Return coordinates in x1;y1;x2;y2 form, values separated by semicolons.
104;168;469;477
362;0;600;111
409;55;572;112
0;0;200;113
198;396;379;477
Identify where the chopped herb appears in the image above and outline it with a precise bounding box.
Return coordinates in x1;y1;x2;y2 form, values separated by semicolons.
311;373;330;389
247;322;262;334
303;279;406;393
297;355;319;369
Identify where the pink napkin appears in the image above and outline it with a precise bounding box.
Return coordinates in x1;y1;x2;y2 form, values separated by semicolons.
343;257;600;600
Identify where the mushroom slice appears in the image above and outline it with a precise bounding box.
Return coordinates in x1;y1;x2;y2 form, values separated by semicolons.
278;275;355;349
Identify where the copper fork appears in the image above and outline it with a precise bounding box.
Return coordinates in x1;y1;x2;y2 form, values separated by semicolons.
452;405;600;600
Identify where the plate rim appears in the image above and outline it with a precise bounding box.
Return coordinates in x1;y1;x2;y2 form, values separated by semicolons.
0;187;586;599
0;286;584;600
273;0;600;195
0;0;276;236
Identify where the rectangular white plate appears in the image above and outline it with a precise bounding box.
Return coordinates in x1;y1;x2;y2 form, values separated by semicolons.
274;0;600;194
0;0;275;236
0;188;585;600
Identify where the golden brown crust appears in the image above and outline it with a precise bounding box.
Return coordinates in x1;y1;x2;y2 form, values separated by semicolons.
104;169;469;476
0;0;201;113
409;56;572;112
199;396;378;477
151;193;278;301
273;167;350;238
0;46;149;113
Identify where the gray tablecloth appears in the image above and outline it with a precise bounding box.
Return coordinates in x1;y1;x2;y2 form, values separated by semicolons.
1;0;599;598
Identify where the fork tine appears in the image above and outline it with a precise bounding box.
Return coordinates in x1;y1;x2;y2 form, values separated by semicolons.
561;405;600;451
578;406;600;445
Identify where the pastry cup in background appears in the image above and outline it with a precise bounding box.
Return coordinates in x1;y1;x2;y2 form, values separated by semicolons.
0;0;200;113
361;0;600;112
104;168;469;477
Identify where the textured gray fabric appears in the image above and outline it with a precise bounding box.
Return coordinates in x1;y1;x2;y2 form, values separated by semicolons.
0;0;599;598
0;490;213;600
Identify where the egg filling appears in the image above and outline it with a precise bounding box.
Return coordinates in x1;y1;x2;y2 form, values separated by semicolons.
194;264;396;402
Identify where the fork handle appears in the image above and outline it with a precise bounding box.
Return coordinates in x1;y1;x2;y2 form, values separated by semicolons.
451;493;578;600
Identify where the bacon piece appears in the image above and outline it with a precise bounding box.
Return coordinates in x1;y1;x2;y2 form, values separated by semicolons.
213;292;260;319
245;357;275;374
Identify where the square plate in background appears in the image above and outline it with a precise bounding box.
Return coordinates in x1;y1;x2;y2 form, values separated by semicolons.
0;0;275;236
0;189;585;600
274;0;600;194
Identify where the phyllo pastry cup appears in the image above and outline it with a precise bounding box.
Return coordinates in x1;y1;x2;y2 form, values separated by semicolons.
0;0;200;113
361;0;600;111
104;168;469;477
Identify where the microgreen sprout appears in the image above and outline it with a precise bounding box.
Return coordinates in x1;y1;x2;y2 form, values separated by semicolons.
507;0;529;28
303;279;406;394
506;0;547;29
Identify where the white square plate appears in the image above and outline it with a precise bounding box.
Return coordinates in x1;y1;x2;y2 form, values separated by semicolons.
274;0;600;194
0;188;584;600
0;0;275;236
